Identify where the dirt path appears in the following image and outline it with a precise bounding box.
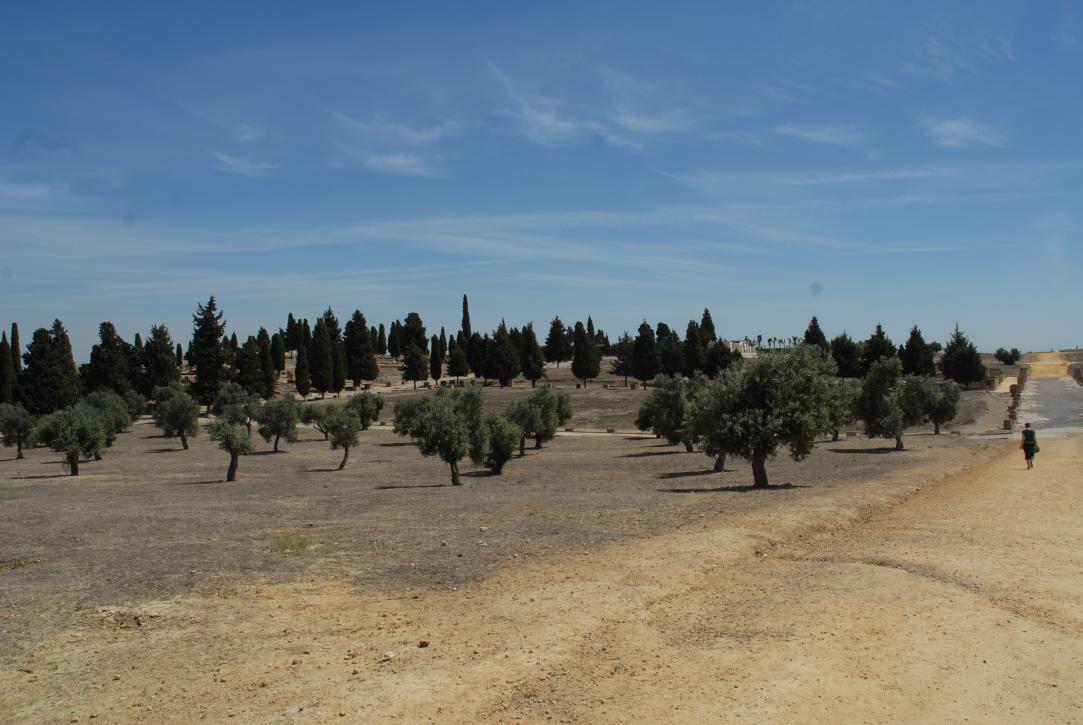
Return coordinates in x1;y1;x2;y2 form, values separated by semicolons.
5;436;1082;723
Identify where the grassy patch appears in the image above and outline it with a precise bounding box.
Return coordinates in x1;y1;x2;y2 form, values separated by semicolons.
272;532;329;556
1;558;42;571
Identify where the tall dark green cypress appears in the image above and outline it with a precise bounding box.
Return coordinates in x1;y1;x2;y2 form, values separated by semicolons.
344;310;379;387
377;323;387;355
236;338;264;397
85;321;133;395
0;332;13;404
321;308;346;396
144;324;180;394
700;308;717;344
190;296;227;407
571;321;600;388
175;343;184;370
10;323;21;377
544;317;569;366
258;330;275;398
803;316;829;352
271;333;286;376
900;325;934;376
20;320;81;414
519;322;545;387
387;321;401;358
861;324;896;375
461;295;472;346
492;322;521;387
401;312;427;353
430;335;444;381
439;327;448;358
285;313;299;356
682;320;705;377
309;318;333;398
632;321;658;384
294;343;311;399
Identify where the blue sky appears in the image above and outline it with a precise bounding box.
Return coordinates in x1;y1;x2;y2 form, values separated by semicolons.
2;1;1081;359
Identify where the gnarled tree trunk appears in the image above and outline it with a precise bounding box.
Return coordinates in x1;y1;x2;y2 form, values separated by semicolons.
338;446;349;471
226;452;239;482
68;452;80;476
450;460;461;486
895;435;904;451
274;434;281;452
180;434;189;450
751;452;769;488
714;453;725;473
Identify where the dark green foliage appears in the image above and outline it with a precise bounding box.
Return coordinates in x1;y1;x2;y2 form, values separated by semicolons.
544;317;570;366
830;333;863;378
190;297;227;407
20;321;81;414
271;333;286;375
448;347;469;380
703;341;739;378
994;347;1022;366
825;378;860;441
10;323;21;375
861;324;896;375
124;390;146;419
609;332;633;385
143;324;180;395
85;322;134;396
388;320;401;358
344;391;384;429
657;329;684;377
324;406;362;470
320;309;346;396
257;397;301;451
700;308;717;344
0;333;13;404
258;328;275;398
940;325;986;389
0;403;34;459
571;321;600;388
33;405;105;475
235;338;264;398
492;322;521;387
300;319;312;353
632;321;658;384
467;332;487;378
689;345;837;487
896;374;939;448
83;390;132;447
153;390;200;450
301;403;331;439
439;328;448;358
377;323;387;355
461;295;472;345
854;357;905;450
213;382;261;434
344;310;379;386
430;335;444;382
285;313;300;355
638;375;703;452
682;321;705;377
505;385;572;453
393;387;499;485
176;343;184;369
309;318;334;397
483;413;521;473
927;381;961;434
803;316;829;352
519;323;545;387
294;343;311;399
400;312;427;354
900;325;935;376
402;343;430;389
207;419;253;481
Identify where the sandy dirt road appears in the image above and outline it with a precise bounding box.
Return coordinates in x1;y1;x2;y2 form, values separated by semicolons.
5;436;1082;723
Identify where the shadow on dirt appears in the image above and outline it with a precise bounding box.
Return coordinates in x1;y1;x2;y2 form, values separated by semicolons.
660;482;807;493
829;447;901;455
374;483;449;490
621;450;683;458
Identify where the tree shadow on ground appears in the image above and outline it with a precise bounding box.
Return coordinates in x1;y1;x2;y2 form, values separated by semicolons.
178;479;226;485
620;450;683;458
249;450;285;456
374;483;449;490
9;473;70;480
380;441;414;447
660;482;808;493
147;447;182;454
306;467;340;473
656;469;718;479
141;434;166;439
464;470;498;478
829;447;901;454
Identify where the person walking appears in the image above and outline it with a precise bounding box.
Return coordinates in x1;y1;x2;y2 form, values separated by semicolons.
1020;422;1038;469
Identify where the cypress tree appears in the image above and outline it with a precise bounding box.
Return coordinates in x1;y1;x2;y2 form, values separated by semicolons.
610;332;633;386
285;313;299;356
321;308;346;396
700;308;717;344
229;332;238;350
402;343;429;390
401;312;427;353
587;316;596;341
388;321;401;358
430;335;444;382
85;321;133;395
803;316;829;353
520;323;545;387
448;346;469;381
632;321;658;384
571;321;601;388
133;332;143;354
236;338;264;397
861;323;896;375
301;319;312;352
658;331;684;377
461;294;472;345
271;333;286;376
439;327;448;358
544;317;569;367
682;320;705;377
377;323;387;355
258;331;275;398
20;320;81;414
830;333;862;378
310;318;333;398
144;324;180;394
900;325;934;376
467;332;487;378
10;323;21;377
492;322;521;387
190;296;227;407
294;343;311;399
175;342;184;370
344;310;379;387
0;333;13;404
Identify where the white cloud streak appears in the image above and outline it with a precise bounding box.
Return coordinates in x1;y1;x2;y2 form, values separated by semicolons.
919;116;1004;147
774;124;863;147
211;151;276;177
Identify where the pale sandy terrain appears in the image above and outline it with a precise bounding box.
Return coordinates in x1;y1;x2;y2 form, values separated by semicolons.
4;428;1081;723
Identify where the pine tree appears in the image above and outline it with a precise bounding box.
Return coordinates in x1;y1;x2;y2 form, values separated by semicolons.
294;343;311;399
519;323;546;387
402;343;429;390
803;316;829;352
20;320;81;414
236;338;264;397
84;322;133;395
309;318;333;398
447;346;469;381
830;333;863;378
632;321;658;384
190;296;227;407
143;324;180;394
544;317;570;367
682;320;705;377
271;333;286;376
0;333;13;404
492;322;521;387
610;332;633;386
401;312;427;353
377;323;387;355
900;325;935;376
571;321;600;388
700;308;717;344
940;325;986;389
344;310;379;387
861;323;896;375
430;335;444;382
461;294;472;346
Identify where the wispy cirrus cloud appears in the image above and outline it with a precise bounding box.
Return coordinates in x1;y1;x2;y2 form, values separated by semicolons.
902;31;1014;83
330;111;458;146
211;151;276;177
919;116;1004;147
180;103;269;144
333;143;439;176
774;124;863;147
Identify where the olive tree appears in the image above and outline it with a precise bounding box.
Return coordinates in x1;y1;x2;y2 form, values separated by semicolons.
636;375;704;452
401;393;471;485
152;390;200;450
84;390;133;449
504;385;572;455
257;397;301;452
895;374;938;449
301;403;331;440
0;403;34;459
928;381;960;434
207;419;253;482
323;406;362;470
213;383;261;436
854;357;905;450
689;345;836;487
344;391;384;429
33;406;106;475
825;377;860;442
483;413;521;473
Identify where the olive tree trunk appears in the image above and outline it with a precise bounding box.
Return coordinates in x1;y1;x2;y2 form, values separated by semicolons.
895;435;904;451
449;460;461;486
338;445;350;471
180;434;189;450
713;453;725;473
751;452;769;488
68;452;80;476
274;434;281;452
519;434;526;457
226;452;239;482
